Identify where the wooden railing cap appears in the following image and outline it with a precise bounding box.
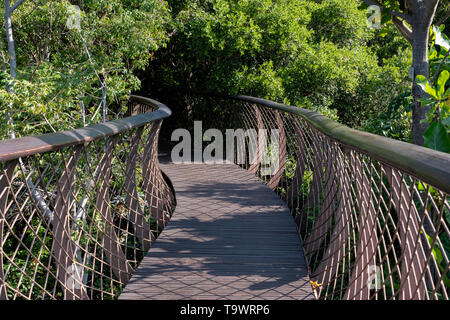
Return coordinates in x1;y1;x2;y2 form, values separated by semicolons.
0;95;171;162
229;94;450;194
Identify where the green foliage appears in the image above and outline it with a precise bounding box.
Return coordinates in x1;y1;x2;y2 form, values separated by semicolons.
161;0;311;95
0;0;171;138
309;0;372;47
425;231;450;289
0;0;432;145
232;61;285;101
368;23;410;64
361;90;413;142
423;121;450;153
0;0;416;142
151;0;409;133
415;25;450;153
430;26;450;84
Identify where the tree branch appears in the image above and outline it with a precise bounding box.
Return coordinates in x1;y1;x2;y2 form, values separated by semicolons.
392;16;413;44
390;10;413;24
361;0;413;25
10;0;25;12
436;10;450;27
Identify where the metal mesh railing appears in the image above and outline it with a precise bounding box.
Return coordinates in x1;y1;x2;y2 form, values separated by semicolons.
2;91;450;300
184;93;450;300
0;96;175;300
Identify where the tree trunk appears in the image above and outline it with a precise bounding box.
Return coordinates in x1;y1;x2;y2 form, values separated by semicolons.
409;0;440;145
411;23;431;145
4;1;17;79
4;1;16;140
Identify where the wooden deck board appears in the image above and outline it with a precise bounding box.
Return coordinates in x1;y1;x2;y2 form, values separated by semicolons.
119;163;313;300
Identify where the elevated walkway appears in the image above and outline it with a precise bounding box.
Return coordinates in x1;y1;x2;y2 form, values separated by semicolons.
119;163;313;300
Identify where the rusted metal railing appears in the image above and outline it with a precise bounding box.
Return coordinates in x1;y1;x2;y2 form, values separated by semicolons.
184;93;450;300
0;96;175;299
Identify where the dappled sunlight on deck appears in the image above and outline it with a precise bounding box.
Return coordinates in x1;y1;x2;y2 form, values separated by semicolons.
119;163;313;300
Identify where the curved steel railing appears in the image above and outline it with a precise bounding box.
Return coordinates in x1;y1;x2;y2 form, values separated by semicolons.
1;91;450;300
184;92;450;300
0;95;175;299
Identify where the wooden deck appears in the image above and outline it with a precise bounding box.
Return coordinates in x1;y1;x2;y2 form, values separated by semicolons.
119;163;313;300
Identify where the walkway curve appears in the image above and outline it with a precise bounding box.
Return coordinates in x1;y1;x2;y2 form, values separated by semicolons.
119;162;313;300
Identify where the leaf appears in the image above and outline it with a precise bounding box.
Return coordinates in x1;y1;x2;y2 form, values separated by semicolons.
443;101;450;118
437;70;449;98
445;206;450;225
423;121;450;153
425;232;443;266
443;116;450;128
416;75;438;100
416;75;428;91
433;25;450;51
378;26;390;37
445;87;450;100
426;231;450;288
417;181;426;191
418;97;434;106
429;47;439;60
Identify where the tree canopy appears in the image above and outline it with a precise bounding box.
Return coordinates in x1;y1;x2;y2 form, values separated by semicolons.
0;0;449;150
0;0;171;137
146;0;412;139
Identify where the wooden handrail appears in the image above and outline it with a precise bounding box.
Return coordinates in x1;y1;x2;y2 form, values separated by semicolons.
0;95;171;162
229;94;450;194
193;93;450;300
